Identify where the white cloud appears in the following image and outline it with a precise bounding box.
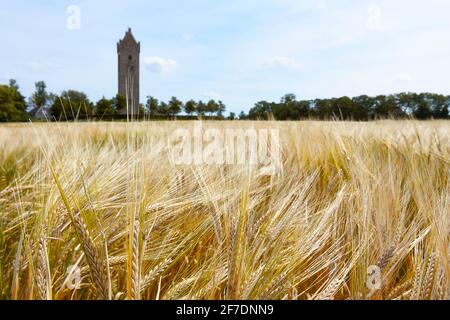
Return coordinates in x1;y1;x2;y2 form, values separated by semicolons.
262;56;303;70
143;57;179;74
182;33;194;41
203;91;221;99
366;6;383;31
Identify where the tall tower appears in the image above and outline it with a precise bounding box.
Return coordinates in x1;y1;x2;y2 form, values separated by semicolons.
117;28;140;116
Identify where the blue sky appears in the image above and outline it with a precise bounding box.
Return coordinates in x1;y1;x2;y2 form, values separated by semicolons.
1;0;450;114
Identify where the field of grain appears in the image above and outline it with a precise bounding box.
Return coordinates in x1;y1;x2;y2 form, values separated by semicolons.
0;120;448;300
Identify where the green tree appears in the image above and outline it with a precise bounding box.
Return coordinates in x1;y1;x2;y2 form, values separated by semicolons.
397;93;415;116
139;103;145;116
414;100;432;119
371;95;405;119
184;99;197;116
313;99;333;119
426;93;449;119
112;94;127;114
29;81;50;111
273;94;311;120
351;95;373;120
168;96;182;117
0;81;28;122
228;112;236;120
248;101;273;120
96;97;116;117
51;90;93;120
196;100;207;116
333;96;356;120
281;93;296;104
217;100;226;117
158;101;170;115
146;96;159;116
8;79;19;91
206;99;219;116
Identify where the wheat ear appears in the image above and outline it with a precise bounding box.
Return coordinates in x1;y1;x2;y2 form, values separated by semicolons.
420;252;436;300
36;238;51;300
72;211;109;300
410;259;423;300
434;265;446;300
140;258;172;293
315;277;343;300
377;246;396;270
386;279;412;300
131;219;140;300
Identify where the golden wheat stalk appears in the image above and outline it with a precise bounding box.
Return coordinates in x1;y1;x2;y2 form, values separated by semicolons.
50;166;110;300
1;121;448;300
140;258;172;294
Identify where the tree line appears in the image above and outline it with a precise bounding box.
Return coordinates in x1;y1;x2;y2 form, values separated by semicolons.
145;96;226;117
0;80;228;121
1;80;449;122
246;93;450;120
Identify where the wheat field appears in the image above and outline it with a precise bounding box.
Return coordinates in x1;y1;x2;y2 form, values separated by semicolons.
0;120;448;300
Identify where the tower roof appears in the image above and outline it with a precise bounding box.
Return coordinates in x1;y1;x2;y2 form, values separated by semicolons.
117;28;140;49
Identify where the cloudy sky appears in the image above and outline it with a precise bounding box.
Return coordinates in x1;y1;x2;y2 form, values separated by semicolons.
1;0;450;114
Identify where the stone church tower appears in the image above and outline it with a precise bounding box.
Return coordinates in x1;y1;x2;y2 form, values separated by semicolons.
117;28;140;116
